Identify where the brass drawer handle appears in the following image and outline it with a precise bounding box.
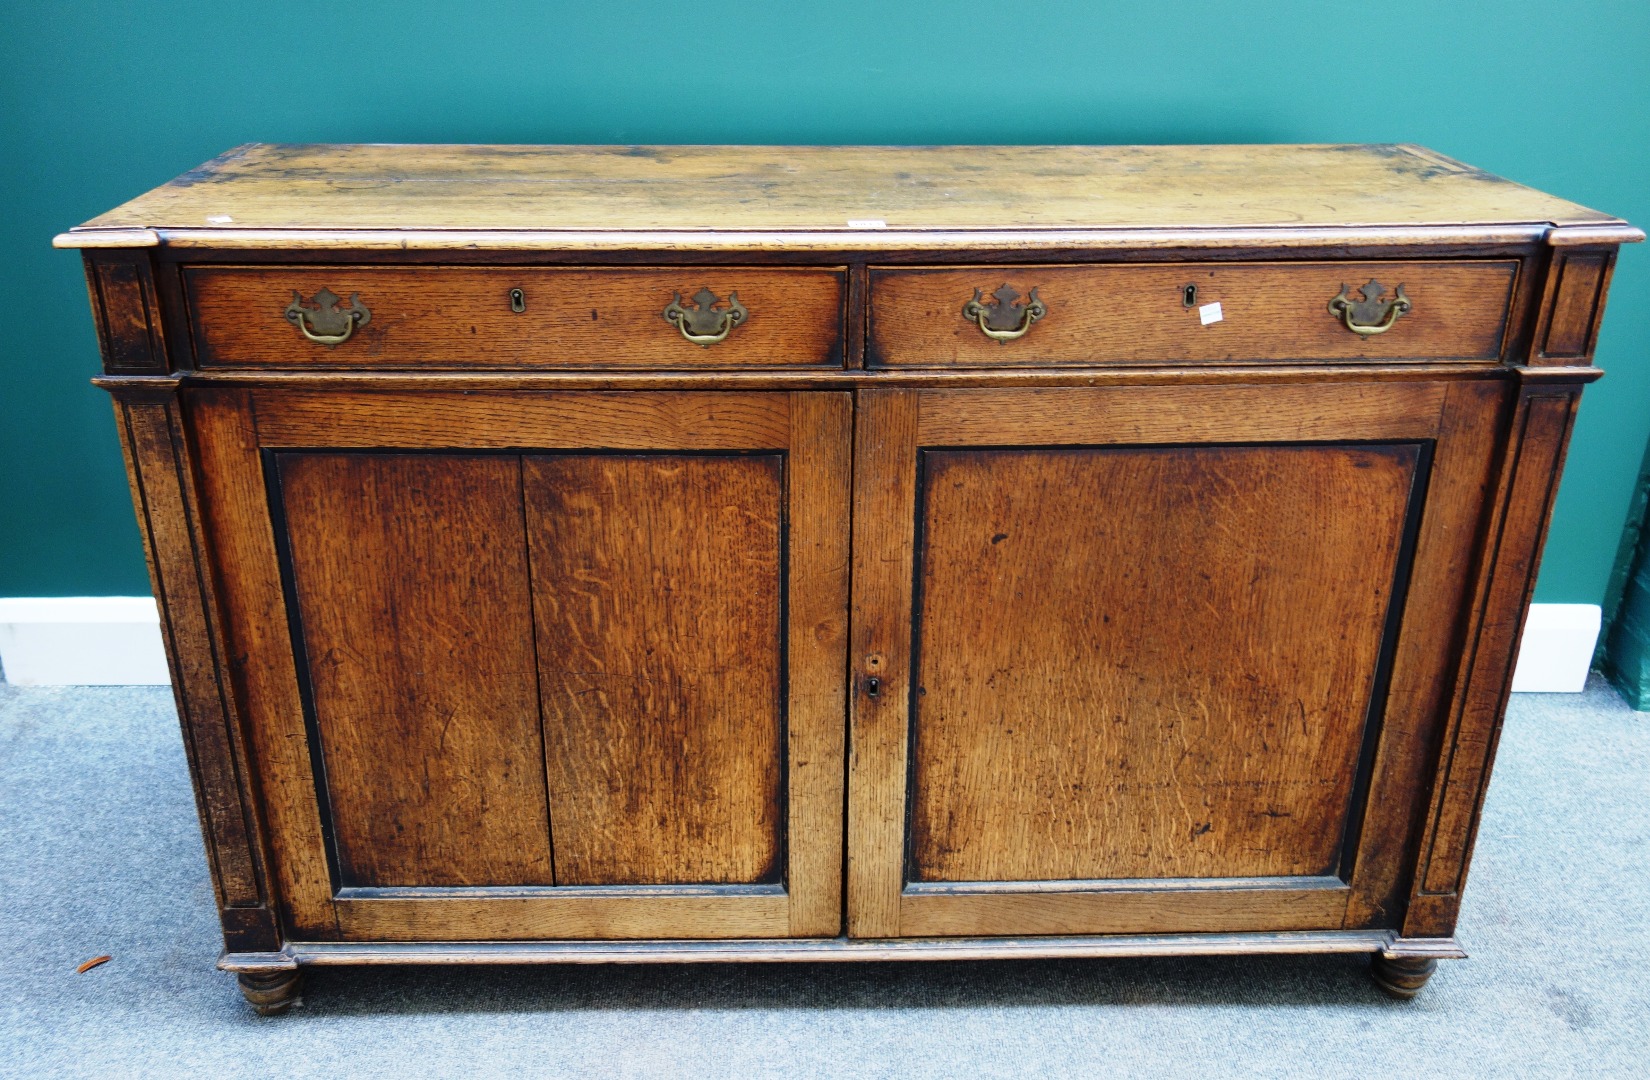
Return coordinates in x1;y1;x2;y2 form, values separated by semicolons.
663;287;748;346
963;284;1046;342
283;288;371;346
1328;280;1411;336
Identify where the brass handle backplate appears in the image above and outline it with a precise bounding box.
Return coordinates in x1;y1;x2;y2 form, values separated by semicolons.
663;287;748;346
1328;280;1411;336
962;284;1047;342
284;288;370;346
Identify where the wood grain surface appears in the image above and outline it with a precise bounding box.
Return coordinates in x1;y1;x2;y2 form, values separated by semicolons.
870;261;1516;366
526;454;786;885
87;254;167;373
114;397;272;951
1534;250;1616;363
71;144;1622;236
276;452;555;887
333;890;791;942
908;444;1421;882
915;382;1449;446
188;266;843;369
1406;387;1582;937
1339;379;1507;928
846;390;920;938
782;392;853;935
187;390;340;935
897;878;1351;936
251;389;791;450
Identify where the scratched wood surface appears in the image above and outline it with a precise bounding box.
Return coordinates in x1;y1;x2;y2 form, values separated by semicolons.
526;454;786;885
276;452;556;888
908;443;1421;882
67;143;1623;238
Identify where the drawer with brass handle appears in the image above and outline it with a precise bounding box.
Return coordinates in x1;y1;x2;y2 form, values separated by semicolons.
868;260;1518;367
185;265;845;369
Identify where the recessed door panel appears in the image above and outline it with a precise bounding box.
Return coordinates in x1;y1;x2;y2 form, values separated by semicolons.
847;383;1495;939
276;452;554;888
192;389;850;941
910;443;1421;883
525;454;786;885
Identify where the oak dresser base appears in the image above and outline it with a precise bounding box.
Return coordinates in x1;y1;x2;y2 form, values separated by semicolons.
60;143;1637;1014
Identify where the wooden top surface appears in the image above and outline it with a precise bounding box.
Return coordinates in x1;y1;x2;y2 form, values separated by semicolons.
58;143;1638;251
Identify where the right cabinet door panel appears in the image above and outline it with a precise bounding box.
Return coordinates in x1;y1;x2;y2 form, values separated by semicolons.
847;380;1507;938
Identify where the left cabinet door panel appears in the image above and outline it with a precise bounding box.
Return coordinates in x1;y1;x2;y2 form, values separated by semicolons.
274;452;555;889
185;388;851;942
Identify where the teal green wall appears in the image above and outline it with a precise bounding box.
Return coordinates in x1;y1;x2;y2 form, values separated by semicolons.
3;1;1647;603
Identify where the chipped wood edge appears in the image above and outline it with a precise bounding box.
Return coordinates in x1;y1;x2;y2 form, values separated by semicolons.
54;229;161;249
1547;224;1645;246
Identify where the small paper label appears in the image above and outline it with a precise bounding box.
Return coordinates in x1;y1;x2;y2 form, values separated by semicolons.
847;219;887;229
1199;301;1224;325
206;214;234;224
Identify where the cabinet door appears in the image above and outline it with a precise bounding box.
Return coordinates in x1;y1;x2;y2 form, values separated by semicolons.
847;380;1505;938
188;388;849;941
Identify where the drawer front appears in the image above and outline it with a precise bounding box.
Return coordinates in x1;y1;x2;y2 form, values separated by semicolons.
186;266;844;369
869;260;1517;367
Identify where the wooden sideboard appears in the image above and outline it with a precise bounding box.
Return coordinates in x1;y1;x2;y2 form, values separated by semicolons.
58;144;1638;1013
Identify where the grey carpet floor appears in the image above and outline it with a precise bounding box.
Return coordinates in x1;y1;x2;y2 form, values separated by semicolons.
1;679;1646;1079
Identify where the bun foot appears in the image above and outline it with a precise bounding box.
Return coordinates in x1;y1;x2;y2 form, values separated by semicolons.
237;969;302;1015
1371;954;1437;999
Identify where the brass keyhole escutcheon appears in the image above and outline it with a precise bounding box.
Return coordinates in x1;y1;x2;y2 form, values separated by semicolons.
509;288;526;313
1182;284;1198;307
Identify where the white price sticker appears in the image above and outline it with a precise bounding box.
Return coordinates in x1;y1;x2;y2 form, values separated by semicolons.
1198;301;1224;325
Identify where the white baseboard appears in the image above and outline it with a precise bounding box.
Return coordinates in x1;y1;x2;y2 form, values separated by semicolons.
1509;603;1600;693
0;596;1602;692
0;597;170;686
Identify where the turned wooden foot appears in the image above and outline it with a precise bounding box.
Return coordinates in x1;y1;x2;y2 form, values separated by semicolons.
237;969;302;1015
1371;954;1438;999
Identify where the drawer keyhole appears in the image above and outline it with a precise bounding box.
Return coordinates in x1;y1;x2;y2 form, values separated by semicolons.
1182;284;1198;307
509;288;526;313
